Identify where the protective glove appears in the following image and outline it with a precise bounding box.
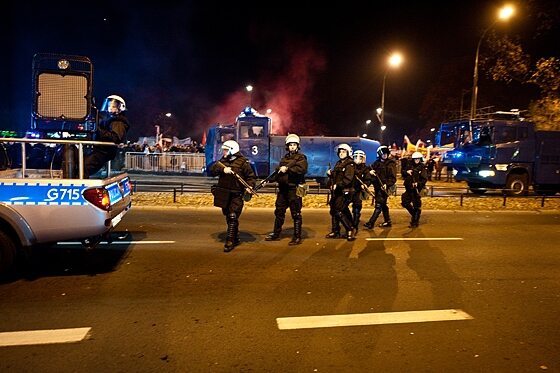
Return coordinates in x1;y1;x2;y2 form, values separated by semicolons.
369;169;376;176
279;166;288;173
223;166;233;174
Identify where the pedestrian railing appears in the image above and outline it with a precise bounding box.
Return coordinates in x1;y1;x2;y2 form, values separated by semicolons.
124;152;205;174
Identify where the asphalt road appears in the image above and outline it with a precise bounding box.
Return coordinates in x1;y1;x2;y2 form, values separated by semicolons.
0;208;559;372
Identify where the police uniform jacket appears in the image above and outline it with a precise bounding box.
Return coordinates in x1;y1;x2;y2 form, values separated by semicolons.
209;154;256;193
332;157;355;193
352;162;372;190
371;158;397;190
273;152;308;189
94;113;130;157
403;161;428;191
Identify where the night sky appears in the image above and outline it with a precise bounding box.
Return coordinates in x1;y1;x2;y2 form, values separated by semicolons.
2;1;556;145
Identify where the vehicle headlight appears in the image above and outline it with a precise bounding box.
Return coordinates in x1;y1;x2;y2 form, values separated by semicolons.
478;170;495;177
495;164;508;171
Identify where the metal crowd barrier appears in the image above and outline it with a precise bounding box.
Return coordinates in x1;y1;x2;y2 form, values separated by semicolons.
124;152;205;173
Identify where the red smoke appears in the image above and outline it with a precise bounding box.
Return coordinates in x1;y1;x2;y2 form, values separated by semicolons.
204;41;327;136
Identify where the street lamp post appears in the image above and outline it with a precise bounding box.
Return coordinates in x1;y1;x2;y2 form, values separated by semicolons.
469;4;515;119
378;52;403;144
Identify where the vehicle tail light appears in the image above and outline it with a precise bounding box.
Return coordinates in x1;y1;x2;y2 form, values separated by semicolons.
83;188;111;211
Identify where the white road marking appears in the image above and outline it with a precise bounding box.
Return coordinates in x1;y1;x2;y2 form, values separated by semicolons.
365;237;463;241
57;240;175;245
0;327;91;347
277;309;473;330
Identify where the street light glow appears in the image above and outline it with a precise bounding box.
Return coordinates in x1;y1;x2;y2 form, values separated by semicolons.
366;119;372;125
165;112;172;117
498;5;514;20
388;52;403;68
246;85;253;92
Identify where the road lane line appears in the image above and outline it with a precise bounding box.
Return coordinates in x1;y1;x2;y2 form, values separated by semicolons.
57;240;175;245
277;309;473;330
365;237;463;241
0;327;91;347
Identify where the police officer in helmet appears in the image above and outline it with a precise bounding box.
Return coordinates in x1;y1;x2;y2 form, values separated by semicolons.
364;145;397;229
401;151;428;228
350;149;372;232
264;133;308;245
209;140;256;252
326;143;357;241
84;94;130;178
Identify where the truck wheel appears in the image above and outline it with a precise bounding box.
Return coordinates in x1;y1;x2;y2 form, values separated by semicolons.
505;174;528;196
0;229;17;275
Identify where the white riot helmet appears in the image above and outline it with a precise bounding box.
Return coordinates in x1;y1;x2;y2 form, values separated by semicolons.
411;151;424;161
221;140;240;157
353;150;366;164
336;143;352;158
285;133;300;152
285;133;300;145
100;94;127;114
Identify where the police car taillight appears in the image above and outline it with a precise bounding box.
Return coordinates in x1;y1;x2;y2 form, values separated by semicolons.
83;188;111;211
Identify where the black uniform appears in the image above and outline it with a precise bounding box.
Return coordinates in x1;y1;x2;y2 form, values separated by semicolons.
265;151;308;245
401;159;428;227
84;113;129;178
326;156;356;241
350;162;372;230
209;153;256;251
364;156;397;228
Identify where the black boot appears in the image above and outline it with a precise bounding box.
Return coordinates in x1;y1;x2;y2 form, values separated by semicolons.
326;216;341;238
224;213;239;252
289;213;302;245
265;216;284;241
364;208;381;229
410;209;421;228
337;211;356;241
352;206;361;232
379;205;392;227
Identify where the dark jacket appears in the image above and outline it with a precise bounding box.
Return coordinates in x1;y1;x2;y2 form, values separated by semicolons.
273;152;308;189
352;162;372;189
95;113;130;157
331;156;355;192
370;157;397;191
209;154;256;192
403;160;428;191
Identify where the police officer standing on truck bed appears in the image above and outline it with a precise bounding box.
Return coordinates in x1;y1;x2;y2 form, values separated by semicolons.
84;94;130;178
264;134;308;245
326;143;357;241
209;140;256;252
401;151;428;228
364;145;397;229
350;149;372;232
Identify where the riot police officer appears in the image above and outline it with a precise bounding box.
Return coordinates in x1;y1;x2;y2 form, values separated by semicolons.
364;145;397;229
401;151;428;228
84;95;130;178
350;150;372;232
326;143;356;241
265;134;308;245
209;140;256;252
